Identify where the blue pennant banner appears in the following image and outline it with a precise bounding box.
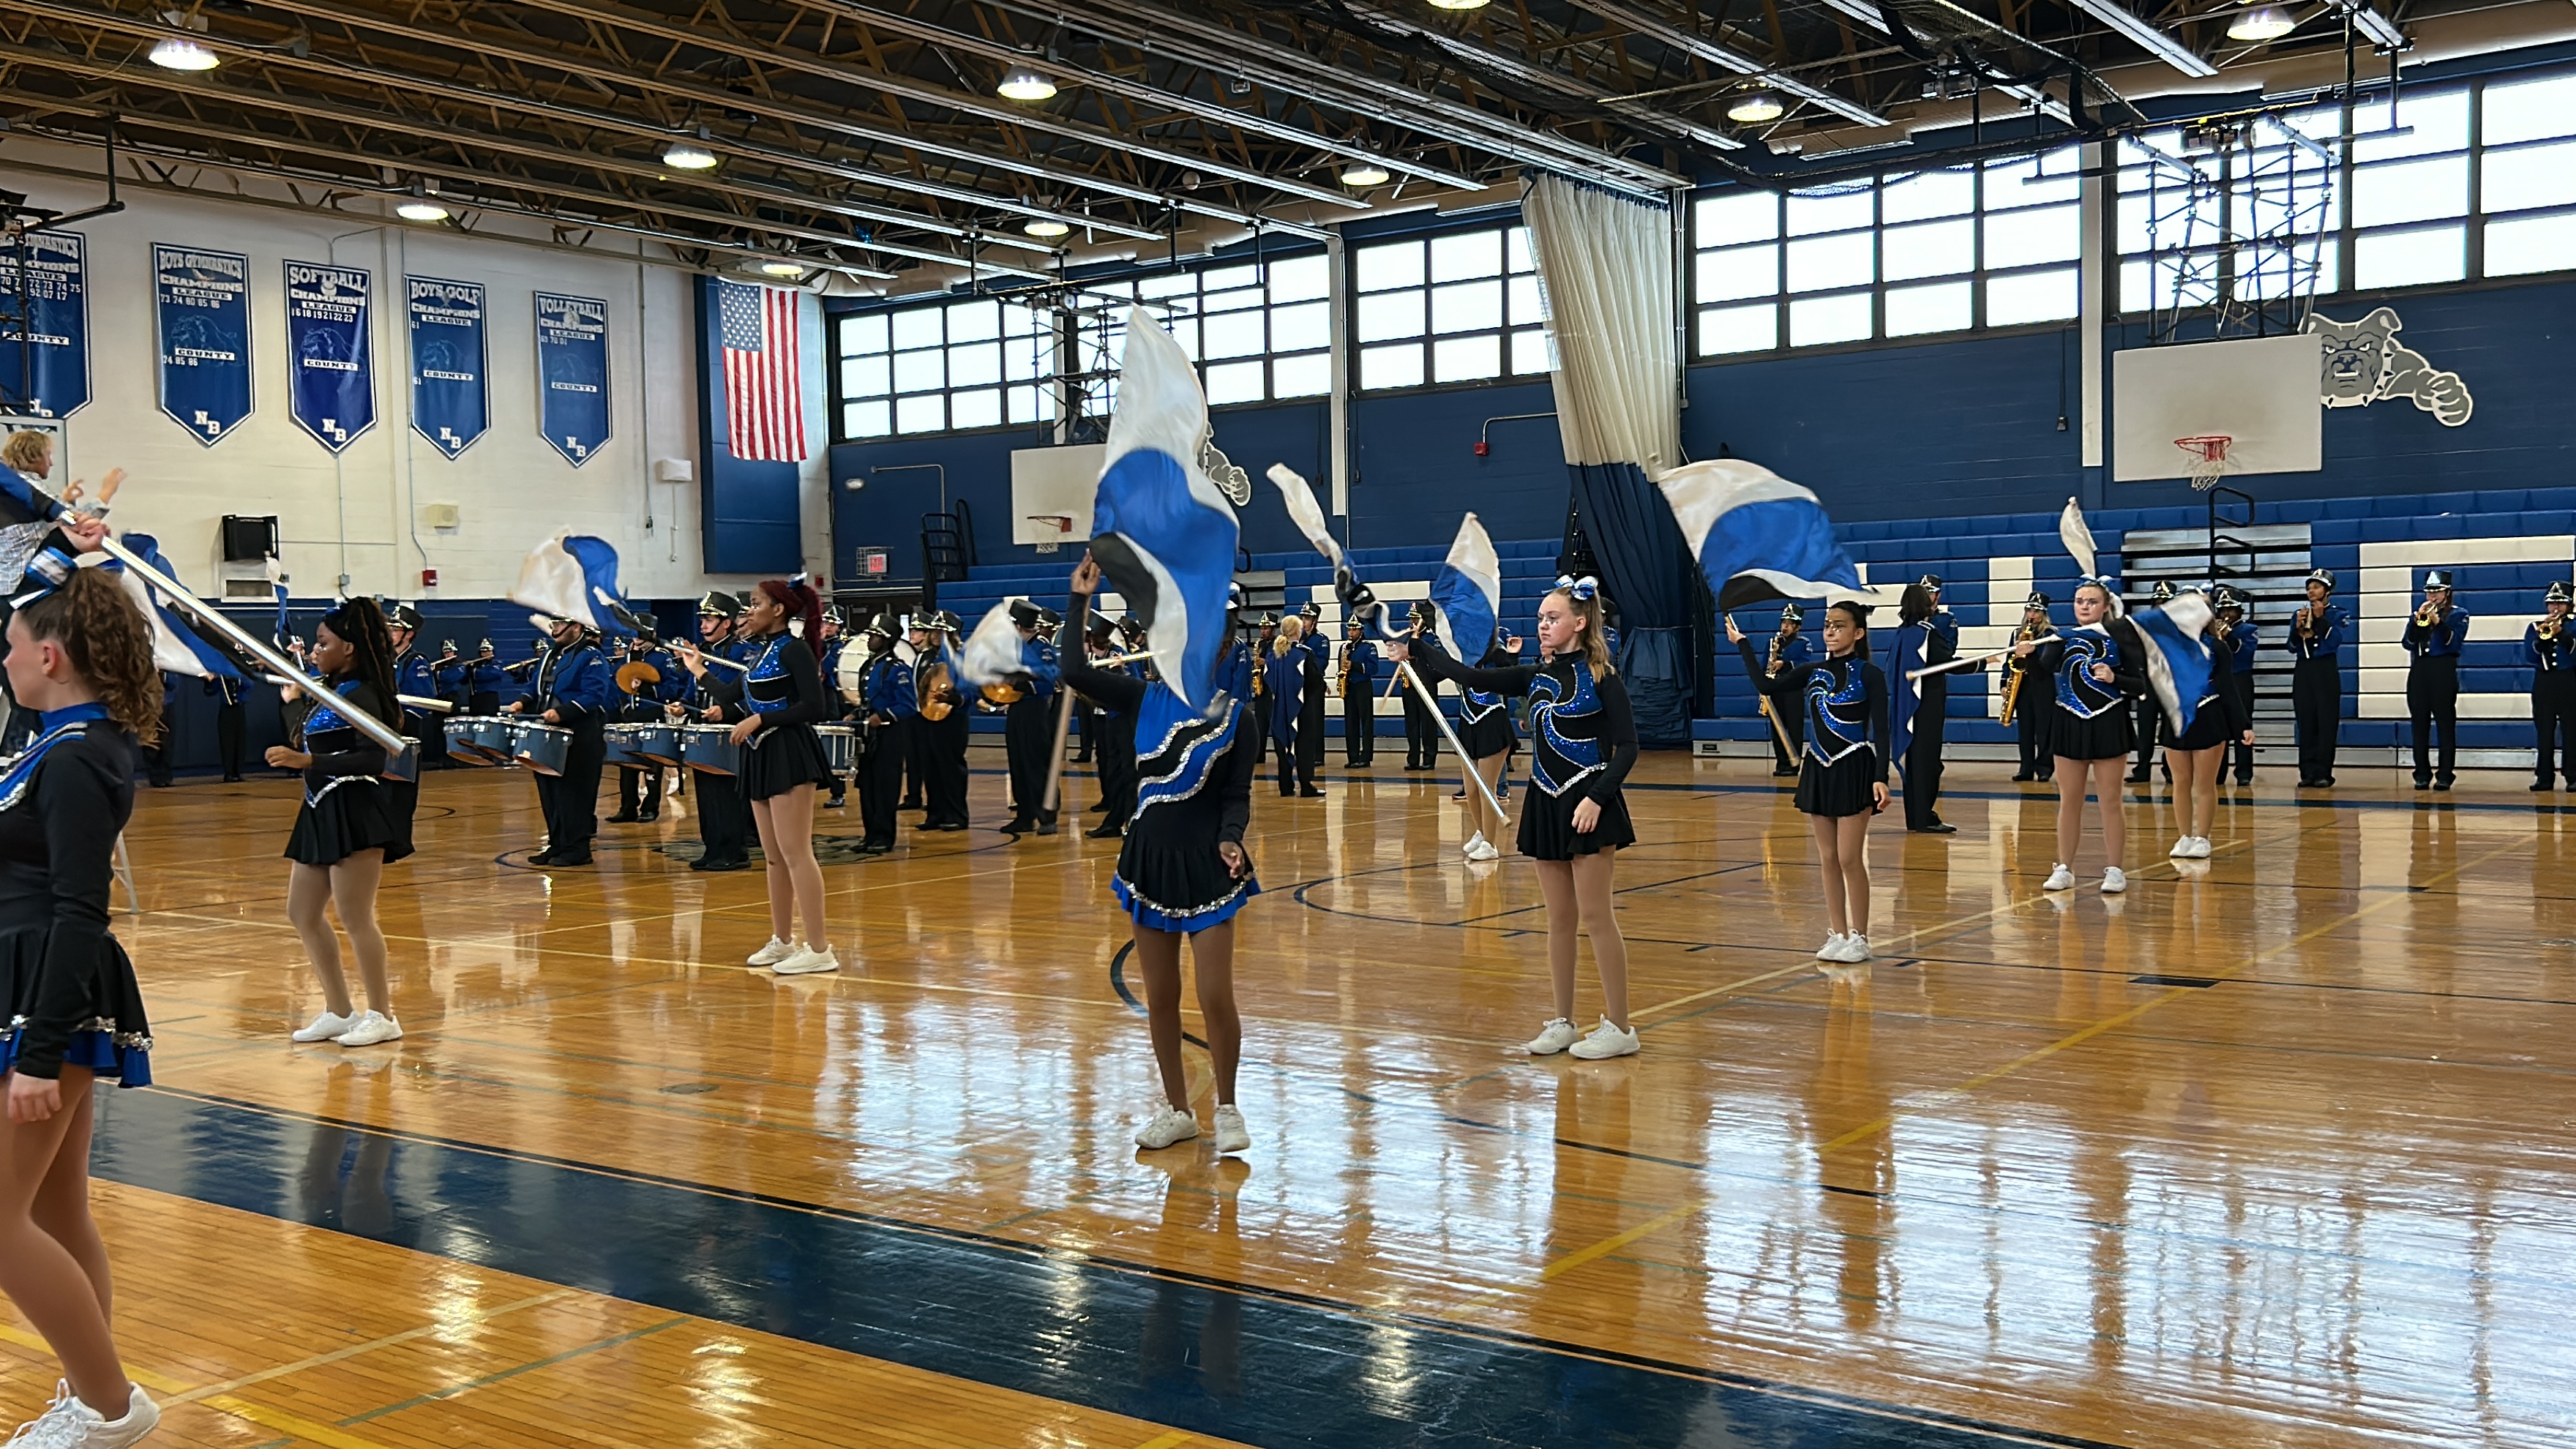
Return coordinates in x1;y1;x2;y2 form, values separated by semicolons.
153;244;255;445
407;276;487;458
533;291;611;466
284;261;375;453
0;230;89;417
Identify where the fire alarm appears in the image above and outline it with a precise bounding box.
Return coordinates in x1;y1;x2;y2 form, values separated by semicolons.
421;567;439;588
1473;441;1491;457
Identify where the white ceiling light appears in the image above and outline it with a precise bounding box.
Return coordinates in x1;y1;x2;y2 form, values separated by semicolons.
1340;160;1390;187
1023;217;1071;238
1428;0;1491;9
2227;4;2297;41
997;65;1057;102
149;34;219;70
758;260;806;278
662;138;719;171
395;199;450;222
1726;91;1785;124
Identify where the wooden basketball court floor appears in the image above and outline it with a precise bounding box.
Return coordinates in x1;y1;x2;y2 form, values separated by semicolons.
15;745;2576;1449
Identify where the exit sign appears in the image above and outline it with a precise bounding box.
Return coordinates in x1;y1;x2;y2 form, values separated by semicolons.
854;547;890;577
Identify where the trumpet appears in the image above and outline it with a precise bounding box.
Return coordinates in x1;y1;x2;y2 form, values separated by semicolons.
2415;600;2444;628
2540;614;2565;642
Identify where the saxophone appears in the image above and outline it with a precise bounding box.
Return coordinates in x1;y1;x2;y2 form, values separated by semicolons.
1338;643;1355;699
1999;622;2038;726
1759;632;1785;723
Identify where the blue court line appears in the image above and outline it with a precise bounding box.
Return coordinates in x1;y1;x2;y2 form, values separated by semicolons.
94;1087;2125;1449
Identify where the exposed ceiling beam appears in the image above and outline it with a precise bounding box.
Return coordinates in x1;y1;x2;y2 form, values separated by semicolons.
1558;0;1893;125
2059;0;2220;77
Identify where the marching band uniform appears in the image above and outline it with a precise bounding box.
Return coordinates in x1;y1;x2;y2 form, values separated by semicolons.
1897;576;1959;833
1740;633;1888;820
1297;604;1328;775
817;611;851;809
1340;620;1378;766
2402;569;2470;790
611;638;684;823
1001;601;1063;836
2288;569;2347;788
139;674;179;788
207;667;249;782
918;612;973;832
1404;638;1639;861
2214;590;2259;785
1078;615;1139;837
686;596;753;869
284;675;411;868
855;623;914;853
735;623;836;802
515;626;613;866
2130;581;2176;784
2007;594;2056;783
389;608;443;771
1401;604;1442;771
2526;582;2576;790
1248;614;1278;764
1761;605;1816;776
1265;626;1325;798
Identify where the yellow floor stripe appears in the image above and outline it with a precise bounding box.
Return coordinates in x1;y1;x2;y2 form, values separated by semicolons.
1128;1431;1196;1449
1536;1198;1714;1282
161;1289;574;1404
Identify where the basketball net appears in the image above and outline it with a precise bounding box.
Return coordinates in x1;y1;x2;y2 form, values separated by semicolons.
2176;435;2233;493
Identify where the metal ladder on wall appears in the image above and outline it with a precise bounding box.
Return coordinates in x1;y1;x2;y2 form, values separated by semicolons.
918;502;975;610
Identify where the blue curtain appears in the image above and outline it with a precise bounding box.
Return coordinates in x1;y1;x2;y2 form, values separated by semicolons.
1569;462;1692;746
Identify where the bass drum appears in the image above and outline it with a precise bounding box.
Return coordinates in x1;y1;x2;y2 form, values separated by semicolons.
835;644;870;705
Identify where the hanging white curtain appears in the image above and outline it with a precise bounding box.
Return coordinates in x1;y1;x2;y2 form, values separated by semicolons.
1521;175;1680;473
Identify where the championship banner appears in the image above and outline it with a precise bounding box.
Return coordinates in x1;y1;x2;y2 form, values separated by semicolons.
533;291;610;466
153;244;254;444
283;261;375;453
407;276;487;458
0;230;89;417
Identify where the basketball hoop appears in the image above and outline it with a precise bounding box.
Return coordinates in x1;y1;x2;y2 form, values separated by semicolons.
1027;514;1074;555
2176;435;2234;493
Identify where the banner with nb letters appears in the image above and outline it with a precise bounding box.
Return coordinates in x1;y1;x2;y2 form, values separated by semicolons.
0;231;90;417
407;276;487;458
154;244;254;445
284;261;375;453
533;291;610;466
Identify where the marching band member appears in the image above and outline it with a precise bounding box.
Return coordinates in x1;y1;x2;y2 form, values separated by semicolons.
2007;592;2056;783
608;633;683;823
2403;569;2470;791
2012;579;2144;894
1392;577;1641;1060
1762;604;1815;777
270;598;409;1048
1078;613;1139;839
1730;601;1888;963
674;594;752;871
2288;568;2346;788
2528;582;2576;790
1339;614;1378;767
2165;592;2256;861
386;604;443;771
0;516;163;1449
1216;589;1255;705
731;580;838;975
1401;600;1442;772
2214;586;2259;786
1248;612;1278;764
1454;629;1524;861
506;615;613;866
1297;602;1328;779
816;606;850;810
853;616;912;855
1063;555;1260;1154
1265;614;1325;798
910;611;972;832
999;600;1063;837
2128;581;2176;784
1071;611;1107;767
208;661;250;783
1895;580;1958;834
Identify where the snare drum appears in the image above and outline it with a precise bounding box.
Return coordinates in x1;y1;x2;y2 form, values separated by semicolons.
815;724;858;775
510;721;574;776
632;722;684;765
381;741;419;784
604;724;651;768
683;723;739;775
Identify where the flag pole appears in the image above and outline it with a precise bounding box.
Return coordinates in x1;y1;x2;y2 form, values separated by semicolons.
1039;681;1079;817
1398;660;1507;823
1905;646;2012;681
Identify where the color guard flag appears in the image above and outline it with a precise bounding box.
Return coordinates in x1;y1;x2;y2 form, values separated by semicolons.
116;533;242;680
1655;459;1865;609
1429;512;1501;661
509;533;635;637
2131;591;2217;734
718;280;806;463
2060;496;2099;580
951;600;1029;691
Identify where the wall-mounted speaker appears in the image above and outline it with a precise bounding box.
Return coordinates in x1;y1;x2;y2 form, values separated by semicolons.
220;515;280;562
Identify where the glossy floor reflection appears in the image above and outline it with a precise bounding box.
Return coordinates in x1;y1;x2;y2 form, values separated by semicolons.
18;749;2576;1448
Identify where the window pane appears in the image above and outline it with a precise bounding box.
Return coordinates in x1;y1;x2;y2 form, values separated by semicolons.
2355;225;2466;288
1431;333;1502;383
1986;268;2078;325
1273;352;1330;397
1882;168;1974;223
1204;359;1267;405
1002;339;1044;383
2351;156;2469;227
1789;292;1872;346
1202;263;1259;293
2234;239;2335;298
841;355;890;398
1884;281;1972;337
838;314;888;355
2484;141;2576;214
890;308;943;350
1271;300;1330;352
891;349;943;392
1268;253;1330;303
2351;89;2470;162
1165;317;1201;362
1884;218;1974;281
1007;384;1052;424
1986;148;2081;206
1202;310;1265;359
1984;205;2079;269
1430;229;1503;282
1137;271;1195;299
1787;187;1873;236
1356;241;1424;291
2486;211;2576;277
1699;302;1777;355
1431;279;1503;333
1786;232;1873;292
894;394;945;433
1511;327;1553;375
946;300;999;342
1003;304;1038;338
1696;242;1779;302
948;388;1002;430
843;400;891;439
948;340;1001;388
1696;190;1779;247
1202;285;1263;314
2485;72;2576;146
1360;342;1423;389
1357;290;1425;342
1507;226;1535;272
1507;274;1549;326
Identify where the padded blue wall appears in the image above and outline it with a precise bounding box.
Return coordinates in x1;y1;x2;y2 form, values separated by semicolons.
694;277;804;576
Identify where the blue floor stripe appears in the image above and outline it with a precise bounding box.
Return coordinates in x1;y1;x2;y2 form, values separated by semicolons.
94;1087;2123;1449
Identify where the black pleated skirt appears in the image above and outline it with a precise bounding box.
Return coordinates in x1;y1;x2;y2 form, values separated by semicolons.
2172;703;2234;752
1516;785;1636;860
739;722;838;801
286;778;413;866
2048;705;2136;763
1458;708;1517;760
1795;750;1883;818
0;926;152;1086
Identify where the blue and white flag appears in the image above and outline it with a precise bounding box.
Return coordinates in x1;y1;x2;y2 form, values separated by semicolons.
284;261;375;453
1087;307;1240;711
0;231;89;417
154;244;254;445
2131;591;2216;734
1429;512;1501;661
951;600;1030;692
534;292;612;466
509;533;634;636
408;276;487;458
117;533;242;680
2059;496;2098;580
264;553;293;649
1655;459;1863;610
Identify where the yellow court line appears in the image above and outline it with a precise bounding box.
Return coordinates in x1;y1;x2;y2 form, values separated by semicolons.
0;1325;394;1449
1128;1432;1195;1449
1535;1197;1714;1281
160;1289;577;1405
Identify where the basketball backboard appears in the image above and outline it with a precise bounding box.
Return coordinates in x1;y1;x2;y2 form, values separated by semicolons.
1010;443;1107;547
2111;334;2321;483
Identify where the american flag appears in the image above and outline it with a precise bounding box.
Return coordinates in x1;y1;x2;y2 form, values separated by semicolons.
719;280;806;463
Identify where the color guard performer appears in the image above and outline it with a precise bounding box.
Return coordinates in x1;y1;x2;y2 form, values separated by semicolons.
1401;600;1442;771
908;611;972;832
2528;582;2575;790
1895;577;1959;834
2128;580;2176;784
2165;592;2256;861
2288;568;2347;788
675;594;752;871
2403;569;2470;791
1762;604;1815;777
2005;591;2056;783
731;579;839;975
1339;614;1378;766
1265;613;1325;798
1731;601;1889;962
1453;629;1522;860
2012;579;2144;894
999;600;1063;836
505;615;613;866
2214;585;2259;785
609;632;683;823
852;616;912;854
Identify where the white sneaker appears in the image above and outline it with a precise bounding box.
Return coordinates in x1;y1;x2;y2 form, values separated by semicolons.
7;1382;157;1449
1567;1017;1641;1060
335;1011;402;1047
2169;836;2194;858
746;936;796;967
78;1386;158;1449
7;1382;80;1449
290;1011;354;1043
1815;932;1848;962
1461;831;1486;858
1134;1106;1199;1150
1463;836;1502;862
1524;1017;1581;1055
771;946;839;976
1842;933;1873;963
2043;864;2075;891
2187;836;2213;859
1212;1104;1250;1155
2101;866;2129;894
